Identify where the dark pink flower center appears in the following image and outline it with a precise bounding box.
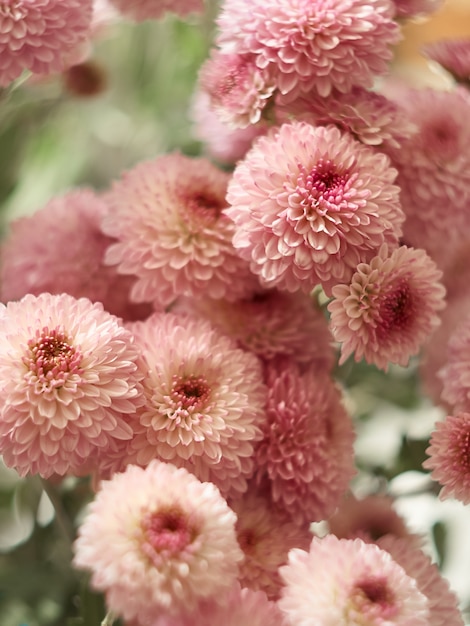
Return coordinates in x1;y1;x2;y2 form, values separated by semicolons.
24;327;82;387
350;576;397;619
180;189;225;229
377;279;413;338
237;527;258;554
141;508;197;559
453;425;470;473
171;375;210;411
297;159;350;216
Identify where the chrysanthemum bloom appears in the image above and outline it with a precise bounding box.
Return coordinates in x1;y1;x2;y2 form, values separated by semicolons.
423;413;470;505
378;534;464;626
176;289;335;370
328;245;446;371
255;360;355;525
73;461;243;623
275;86;417;149
198;50;276;129
229;488;312;599
103;154;259;308
423;39;470;86
384;87;470;258
329;494;414;544
0;293;145;478
125;313;267;498
392;0;442;18
0;189;151;321
216;0;400;100
226;122;404;296
108;0;203;21
438;312;470;412
279;535;429;626
0;0;93;86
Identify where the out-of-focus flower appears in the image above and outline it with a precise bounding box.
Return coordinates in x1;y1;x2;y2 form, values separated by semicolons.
328;245;446;371
439;312;470;412
103;154;258;308
423;39;470;86
73;461;243;624
0;189;152;321
0;0;93;86
108;0;203;21
0;293;145;478
392;0;443;19
226;122;403;295
125;313;267;498
255;360;355;525
216;0;399;100
279;535;429;626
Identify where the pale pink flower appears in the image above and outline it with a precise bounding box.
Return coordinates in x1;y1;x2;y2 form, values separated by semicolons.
255;360;355;525
73;461;243;623
229;488;312;599
0;189;152;321
125;313;267;498
0;293;145;478
279;535;429;626
392;0;443;19
216;0;399;100
198;50;276;129
176;289;335;370
226;122;403;295
108;0;203;21
378;535;464;626
328;245;446;371
103;154;258;308
439;312;470;412
0;0;93;86
423;39;470;86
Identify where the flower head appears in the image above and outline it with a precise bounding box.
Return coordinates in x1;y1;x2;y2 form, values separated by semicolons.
73;461;243;623
439;312;470;412
392;0;443;19
103;154;258;308
108;0;203;21
423;39;470;86
226;122;404;295
279;535;429;626
0;293;145;478
328;245;446;370
0;0;93;86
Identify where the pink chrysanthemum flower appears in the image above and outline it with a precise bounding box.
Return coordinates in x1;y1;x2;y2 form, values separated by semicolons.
226;122;404;296
125;313;267;498
392;0;443;19
0;293;145;478
328;245;446;371
103;154;258;308
229;488;312;599
198;50;276;129
378;535;464;626
279;535;429;626
0;0;93;86
438;312;470;412
275;86;417;149
176;289;334;370
423;39;470;86
108;0;203;21
0;189;152;321
216;0;399;100
73;461;243;623
255;360;355;525
423;413;470;505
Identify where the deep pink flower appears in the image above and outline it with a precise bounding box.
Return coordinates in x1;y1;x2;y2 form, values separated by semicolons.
439;312;470;412
226;122;404;295
125;313;267;498
279;535;429;626
423;39;470;86
424;413;470;505
0;293;145;478
328;245;446;371
108;0;203;21
216;0;400;100
73;461;243;623
103;154;258;308
255;360;355;525
0;188;152;321
0;0;93;86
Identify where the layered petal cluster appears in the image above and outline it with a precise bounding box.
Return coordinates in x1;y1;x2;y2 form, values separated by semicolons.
438;312;470;411
0;0;93;86
108;0;203;21
216;0;400;100
0;293;145;478
103;154;258;308
177;289;335;370
226;122;404;295
0;188;151;321
279;535;429;626
423;38;470;86
126;313;267;497
424;413;470;505
328;245;446;371
255;360;355;524
73;461;243;623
